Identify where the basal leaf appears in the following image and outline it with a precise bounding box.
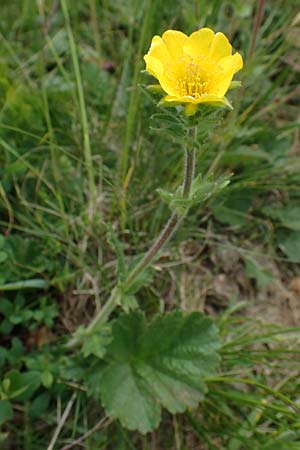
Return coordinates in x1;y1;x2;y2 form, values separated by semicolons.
100;361;160;433
98;311;220;433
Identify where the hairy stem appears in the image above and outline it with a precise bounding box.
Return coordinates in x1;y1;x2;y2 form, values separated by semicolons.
125;212;180;289
125;146;195;289
182;146;196;197
68;137;196;347
86;287;120;333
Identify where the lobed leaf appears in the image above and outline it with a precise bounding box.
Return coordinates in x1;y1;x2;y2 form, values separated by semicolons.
97;311;220;433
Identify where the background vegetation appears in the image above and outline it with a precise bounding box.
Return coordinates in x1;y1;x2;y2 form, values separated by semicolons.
0;0;300;448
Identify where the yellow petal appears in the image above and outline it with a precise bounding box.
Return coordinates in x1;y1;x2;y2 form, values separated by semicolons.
209;32;232;62
162;93;232;110
159;96;181;107
144;54;164;79
184;28;215;58
218;52;243;73
195;94;233;109
144;56;179;96
213;52;243;97
145;35;172;65
162;30;188;59
163;95;197;104
160;96;198;115
144;28;243;110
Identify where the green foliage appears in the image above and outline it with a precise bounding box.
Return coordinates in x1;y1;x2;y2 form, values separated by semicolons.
278;231;300;263
93;311;220;433
149;104;223;145
0;295;57;334
0;400;13;425
262;206;300;231
28;392;51;418
211;188;254;227
0;234;61;285
25;351;58;386
0;370;41;402
263;435;300;450
244;257;274;289
262;205;300;262
149;111;187;140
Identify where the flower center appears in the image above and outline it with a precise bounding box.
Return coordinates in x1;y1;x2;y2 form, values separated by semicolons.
181;59;208;98
167;55;218;99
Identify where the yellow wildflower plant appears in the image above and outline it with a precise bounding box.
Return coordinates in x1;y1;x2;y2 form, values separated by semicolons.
144;28;243;116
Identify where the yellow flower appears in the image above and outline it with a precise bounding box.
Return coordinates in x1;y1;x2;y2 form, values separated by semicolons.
144;28;243;115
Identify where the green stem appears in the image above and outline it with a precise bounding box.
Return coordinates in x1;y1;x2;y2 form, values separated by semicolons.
125;146;195;289
67;140;196;348
85;287;120;333
125;212;180;289
92;146;195;327
182;147;196;197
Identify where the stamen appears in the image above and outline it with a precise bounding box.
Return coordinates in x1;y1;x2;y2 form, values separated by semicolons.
165;55;219;99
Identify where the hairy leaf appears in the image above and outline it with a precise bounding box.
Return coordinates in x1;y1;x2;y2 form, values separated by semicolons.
158;174;231;216
97;311;220;433
79;324;112;359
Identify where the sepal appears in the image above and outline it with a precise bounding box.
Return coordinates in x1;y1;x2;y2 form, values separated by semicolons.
229;80;242;90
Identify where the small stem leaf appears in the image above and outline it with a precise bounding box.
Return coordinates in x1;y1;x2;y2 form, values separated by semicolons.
95;311;220;433
156;188;174;206
190;173;232;206
77;324;112;359
149;112;187;139
157;174;231;216
116;293;139;313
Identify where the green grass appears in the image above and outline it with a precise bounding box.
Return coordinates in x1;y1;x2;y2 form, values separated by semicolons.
1;0;300;448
